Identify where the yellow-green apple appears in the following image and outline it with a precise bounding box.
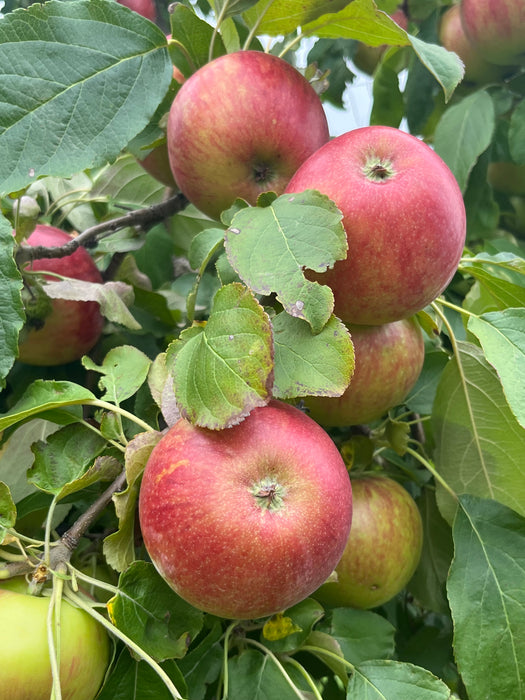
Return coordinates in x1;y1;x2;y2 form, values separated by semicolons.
353;8;408;75
285;125;466;326
460;0;525;66
0;577;110;700
166;50;330;220
17;224;104;366
303;318;424;427
138;400;353;620
487;161;525;196
439;4;508;84
314;474;423;609
117;0;156;22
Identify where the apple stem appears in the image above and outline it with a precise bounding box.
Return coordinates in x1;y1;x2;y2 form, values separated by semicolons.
242;0;277;51
243;637;308;700
282;655;324;700
221;619;239;700
405;446;458;501
301;644;356;673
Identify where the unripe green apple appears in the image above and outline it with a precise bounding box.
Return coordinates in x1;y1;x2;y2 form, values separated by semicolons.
303;318;424;427
314;474;423;609
17;224;104;366
0;577;110;700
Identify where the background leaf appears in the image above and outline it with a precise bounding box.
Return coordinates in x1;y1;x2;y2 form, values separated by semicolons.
272;313;354;399
83;345;152;405
0;481;16;544
225;190;346;334
460;252;525;309
107;561;204;662
432;342;525;524
448;495;525;700
347;659;453;698
0;214;25;387
317;607;396;664
434;91;495;191
0;0;172;194
166;283;273;429
467;308;525;428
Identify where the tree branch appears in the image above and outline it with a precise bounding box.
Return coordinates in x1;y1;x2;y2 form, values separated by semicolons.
16;192;189;267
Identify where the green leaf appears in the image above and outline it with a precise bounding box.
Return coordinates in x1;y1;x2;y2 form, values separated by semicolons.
318;607;396;664
44;279;141;331
97;647;187;700
405;344;449;416
169;3;225;78
262;598;325;654
448;495;525;700
107;561;203;662
213;0;260;20
244;0;351;36
347;659;453;698
409;488;454;614
227;649;306;700
225;190;346;334
91;154;167;207
272;313;354;399
509;99;525;164
166;283;274;429
459;252;525;309
82;345;152;405
103;430;161;572
432;342;525;525
0;0;172;195
370;53;405;128
0;482;16;544
468;309;525;428
177;622;223;700
0;214;24;387
27;423;108;496
301;0;409;45
0;380;96;431
408;35;464;103
434;90;495;191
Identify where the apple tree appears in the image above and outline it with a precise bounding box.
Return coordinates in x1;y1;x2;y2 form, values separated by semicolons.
0;0;524;699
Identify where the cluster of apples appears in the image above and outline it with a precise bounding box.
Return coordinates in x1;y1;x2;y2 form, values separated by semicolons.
138;48;466;620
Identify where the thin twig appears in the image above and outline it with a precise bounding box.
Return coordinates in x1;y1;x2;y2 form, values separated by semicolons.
16;193;188;267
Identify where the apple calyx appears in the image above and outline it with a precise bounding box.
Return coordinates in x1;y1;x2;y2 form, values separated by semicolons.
250;476;287;512
252;161;275;185
362;155;396;182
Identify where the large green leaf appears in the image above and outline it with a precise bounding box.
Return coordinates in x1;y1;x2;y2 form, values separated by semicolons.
166;283;274;429
448;495;525;700
346;659;453;698
468;309;525;429
225;190;346;334
227;649;309;700
0;0;172;195
317;607;396;664
107;561;203;662
244;0;351;36
0;214;24;386
434;90;495;191
460;252;525;309
272;313;354;399
432;342;525;524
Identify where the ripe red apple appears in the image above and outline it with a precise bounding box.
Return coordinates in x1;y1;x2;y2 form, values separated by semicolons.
353;9;408;75
459;0;525;66
138;400;353;620
303;318;424;427
117;0;156;22
0;577;110;700
285;125;466;326
314;474;423;609
17;224;104;366
439;4;508;84
166;50;330;220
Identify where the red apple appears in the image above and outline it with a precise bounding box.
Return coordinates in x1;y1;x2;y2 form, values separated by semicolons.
314;474;423;609
138;400;353;620
439;4;508;84
167;50;330;220
303;318;424;427
18;224;104;366
0;577;110;700
117;0;156;22
487;161;525;196
459;0;525;66
353;9;408;75
285;125;466;326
